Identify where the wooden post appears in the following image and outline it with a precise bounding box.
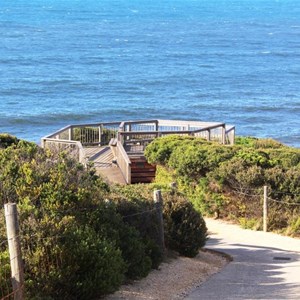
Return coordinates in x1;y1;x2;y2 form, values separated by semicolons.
207;129;211;141
4;203;24;300
41;138;46;148
154;120;159;132
221;125;226;144
68;126;73;141
229;127;235;145
154;120;159;137
153;190;165;255
98;125;102;145
263;186;268;232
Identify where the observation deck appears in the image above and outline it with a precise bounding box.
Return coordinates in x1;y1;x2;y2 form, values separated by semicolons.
41;119;235;185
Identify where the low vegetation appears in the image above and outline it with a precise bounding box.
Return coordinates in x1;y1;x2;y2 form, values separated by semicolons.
0;134;207;299
145;135;300;236
4;132;297;298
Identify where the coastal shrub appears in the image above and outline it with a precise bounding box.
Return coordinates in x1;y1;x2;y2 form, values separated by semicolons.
18;198;127;299
153;165;176;188
0;133;19;148
252;138;284;149
145;135;300;236
118;226;152;279
286;216;300;237
168;144;235;181
267;148;300;169
187;178;227;217
235;136;284;149
239;217;261;230
110;184;208;259
88;202;155;279
234;136;258;147
213;157;265;190
235;148;272;168
163;193;207;257
0;136;163;297
24;223;125;300
264;166;300;202
144;135;200;165
109;186;163;274
0;250;11;297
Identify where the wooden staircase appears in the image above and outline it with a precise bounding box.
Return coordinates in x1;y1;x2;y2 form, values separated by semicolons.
129;155;156;184
85;144;156;185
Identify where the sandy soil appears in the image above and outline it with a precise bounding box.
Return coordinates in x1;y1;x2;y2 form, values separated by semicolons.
105;249;229;300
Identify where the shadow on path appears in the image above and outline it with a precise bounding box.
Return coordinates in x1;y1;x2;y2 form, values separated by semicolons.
185;228;300;299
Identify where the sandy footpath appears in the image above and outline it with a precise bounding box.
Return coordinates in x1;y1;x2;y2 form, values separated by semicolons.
105;248;229;300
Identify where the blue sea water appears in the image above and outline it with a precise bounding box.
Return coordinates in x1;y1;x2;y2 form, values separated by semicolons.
1;0;300;147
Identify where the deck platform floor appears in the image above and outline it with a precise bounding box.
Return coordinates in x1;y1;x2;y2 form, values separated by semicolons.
84;146;126;185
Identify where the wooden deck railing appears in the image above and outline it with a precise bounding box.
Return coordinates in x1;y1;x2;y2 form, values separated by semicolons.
43;122;121;146
41;138;86;165
226;126;236;145
118;121;234;153
41;119;235;183
110;139;131;184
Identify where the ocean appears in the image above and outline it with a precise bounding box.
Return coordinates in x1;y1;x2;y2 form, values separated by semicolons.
1;0;300;147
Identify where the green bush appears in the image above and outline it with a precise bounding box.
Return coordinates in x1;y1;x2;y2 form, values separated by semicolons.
110;185;208;259
168;144;235;181
0;133;19;148
144;135;203;165
163;193;207;257
118;226;152;279
0;250;11;297
108;186;163;275
88;202;155;279
286;215;300;236
235;136;284;149
24;224;125;300
145;135;300;236
0;135;162;298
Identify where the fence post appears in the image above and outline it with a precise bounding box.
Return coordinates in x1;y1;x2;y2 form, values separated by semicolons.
263;186;268;232
4;203;24;300
153;190;165;255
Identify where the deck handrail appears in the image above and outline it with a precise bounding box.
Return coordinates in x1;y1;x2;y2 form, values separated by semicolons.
43;120;234;142
41;137;86;165
225;125;236;145
119;130;192;135
192;123;226;133
43;122;123;140
110;139;131;184
41;119;235;182
43;125;72;139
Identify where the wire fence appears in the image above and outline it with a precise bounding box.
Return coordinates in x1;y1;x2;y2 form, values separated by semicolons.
0;237;24;300
0;196;164;300
227;185;300;233
0;238;14;300
231;186;300;206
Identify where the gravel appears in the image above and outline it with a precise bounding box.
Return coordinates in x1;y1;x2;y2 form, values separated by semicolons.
105;249;229;300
